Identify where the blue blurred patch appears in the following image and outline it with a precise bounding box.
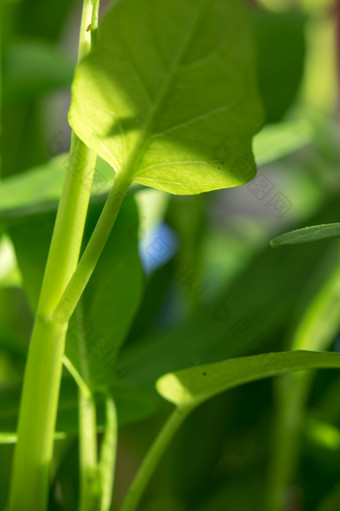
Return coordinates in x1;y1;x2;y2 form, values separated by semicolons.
139;222;178;274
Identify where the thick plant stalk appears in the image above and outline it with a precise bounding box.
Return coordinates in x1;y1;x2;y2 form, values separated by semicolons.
7;2;99;510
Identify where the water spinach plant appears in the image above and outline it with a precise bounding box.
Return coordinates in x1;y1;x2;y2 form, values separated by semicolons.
2;0;340;510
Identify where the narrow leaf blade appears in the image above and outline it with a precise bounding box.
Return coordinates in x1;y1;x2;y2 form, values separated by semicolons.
271;224;340;247
156;351;340;409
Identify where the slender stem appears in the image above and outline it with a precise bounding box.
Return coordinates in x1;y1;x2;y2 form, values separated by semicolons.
7;2;98;510
267;249;340;511
119;408;189;511
267;372;311;511
76;305;100;511
74;302;118;511
78;0;99;62
99;395;118;511
52;171;131;324
63;354;92;399
91;0;100;46
79;390;100;511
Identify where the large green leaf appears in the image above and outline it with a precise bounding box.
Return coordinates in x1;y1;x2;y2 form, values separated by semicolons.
69;0;263;195
271;223;340;247
156;351;340;409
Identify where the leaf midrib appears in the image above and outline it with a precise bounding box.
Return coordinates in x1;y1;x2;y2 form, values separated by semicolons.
121;0;210;182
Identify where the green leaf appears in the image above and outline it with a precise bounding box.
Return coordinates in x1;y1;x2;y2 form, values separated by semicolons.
69;0;263;195
271;223;340;247
0;377;157;443
156;351;340;409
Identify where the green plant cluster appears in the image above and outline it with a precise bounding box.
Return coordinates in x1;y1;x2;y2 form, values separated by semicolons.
1;0;340;510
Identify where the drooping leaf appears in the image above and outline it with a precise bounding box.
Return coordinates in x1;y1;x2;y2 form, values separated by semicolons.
271;223;340;247
156;351;340;409
69;0;263;195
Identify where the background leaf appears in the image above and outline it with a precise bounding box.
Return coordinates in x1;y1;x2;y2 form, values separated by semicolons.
271;223;340;247
121;199;339;393
254;9;306;123
3;40;74;104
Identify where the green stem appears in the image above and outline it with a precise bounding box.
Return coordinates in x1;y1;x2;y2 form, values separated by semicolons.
79;390;100;511
99;395;118;511
52;170;131;324
91;0;100;46
119;408;189;511
70;310;118;511
76;305;100;511
7;1;98;510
